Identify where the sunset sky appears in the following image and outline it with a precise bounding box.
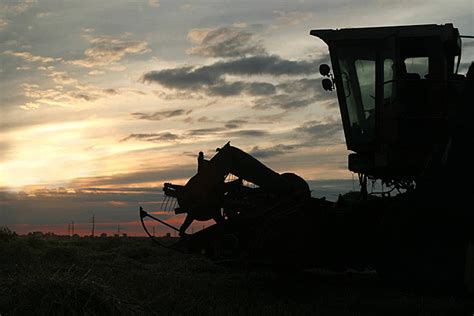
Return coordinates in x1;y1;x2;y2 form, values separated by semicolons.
1;0;473;236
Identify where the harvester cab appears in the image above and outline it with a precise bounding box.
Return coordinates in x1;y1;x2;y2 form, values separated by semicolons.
311;24;466;185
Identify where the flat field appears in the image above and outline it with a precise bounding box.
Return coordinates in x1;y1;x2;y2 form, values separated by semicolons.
0;234;473;315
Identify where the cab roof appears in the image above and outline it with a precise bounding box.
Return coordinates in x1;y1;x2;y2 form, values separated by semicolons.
310;23;459;44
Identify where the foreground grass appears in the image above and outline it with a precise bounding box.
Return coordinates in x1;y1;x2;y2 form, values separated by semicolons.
0;233;473;315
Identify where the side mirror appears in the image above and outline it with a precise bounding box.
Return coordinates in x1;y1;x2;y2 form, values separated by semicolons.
322;78;334;91
319;64;331;77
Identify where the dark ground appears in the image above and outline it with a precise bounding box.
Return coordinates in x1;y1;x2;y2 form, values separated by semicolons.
1;230;473;315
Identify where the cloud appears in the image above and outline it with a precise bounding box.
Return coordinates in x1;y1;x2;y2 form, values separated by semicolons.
102;88;118;95
294;118;344;145
69;33;150;68
21;83;61;100
143;66;217;90
4;50;62;64
36;11;52;18
143;55;319;88
131;109;191;121
277;78;322;94
148;0;160;7
207;81;245;96
88;70;105;76
180;4;193;12
19;82;120;110
247;82;276;95
224;130;268;138
19;102;41;110
186;127;268;138
187;26;265;58
211;55;320;76
0;19;8;29
120;132;180;143
207;81;276;97
70;166;195;187
121;127;268;144
253;94;315;110
49;71;78;85
186;127;225;136
152;89;204;100
224;119;247;129
273;10;313;26
249;144;298;158
182;117;249;128
253;77;336;110
142;54;321;100
0;0;37;14
66;91;100;102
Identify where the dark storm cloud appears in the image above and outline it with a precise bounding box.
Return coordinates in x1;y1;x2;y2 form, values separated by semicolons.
142;66;219;90
224;119;247;129
120;132;180;143
295;119;344;145
186;127;268;138
186;127;226;136
231;119;344;155
208;81;245;96
252;76;337;110
182;117;248;128
142;54;323;107
123;127;267;142
249;144;298;158
247;82;276;96
209;55;319;76
131;109;191;121
102;88;119;95
142;55;321;91
253;94;315;110
224;129;268;138
278;78;321;94
187;26;266;58
208;81;276;97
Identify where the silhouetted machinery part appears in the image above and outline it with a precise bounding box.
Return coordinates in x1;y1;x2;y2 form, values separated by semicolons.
163;142;310;235
140;24;473;292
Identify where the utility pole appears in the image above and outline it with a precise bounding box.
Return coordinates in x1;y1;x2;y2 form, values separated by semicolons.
152;226;155;237
67;223;70;236
117;224;120;236
91;215;95;237
72;221;75;236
